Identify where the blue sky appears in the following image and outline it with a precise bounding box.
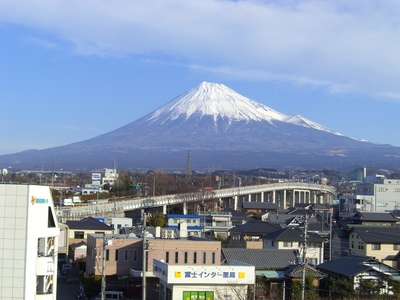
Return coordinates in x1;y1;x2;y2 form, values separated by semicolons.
1;0;400;156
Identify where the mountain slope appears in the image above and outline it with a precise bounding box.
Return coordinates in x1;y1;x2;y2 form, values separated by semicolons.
1;82;400;171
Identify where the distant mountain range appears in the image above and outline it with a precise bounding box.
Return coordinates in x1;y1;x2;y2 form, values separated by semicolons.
1;82;400;171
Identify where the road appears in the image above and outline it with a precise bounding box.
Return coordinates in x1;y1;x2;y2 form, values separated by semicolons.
57;276;85;300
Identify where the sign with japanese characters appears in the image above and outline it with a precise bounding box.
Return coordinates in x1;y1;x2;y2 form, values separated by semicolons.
153;259;254;285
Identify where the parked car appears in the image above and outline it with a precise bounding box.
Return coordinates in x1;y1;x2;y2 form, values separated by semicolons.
61;263;72;275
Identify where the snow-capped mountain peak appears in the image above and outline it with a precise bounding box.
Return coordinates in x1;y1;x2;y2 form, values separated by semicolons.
146;81;340;135
148;81;287;123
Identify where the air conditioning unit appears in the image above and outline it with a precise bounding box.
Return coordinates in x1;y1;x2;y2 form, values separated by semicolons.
167;230;173;239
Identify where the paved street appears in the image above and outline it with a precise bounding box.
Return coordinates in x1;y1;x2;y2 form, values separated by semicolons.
57;276;84;300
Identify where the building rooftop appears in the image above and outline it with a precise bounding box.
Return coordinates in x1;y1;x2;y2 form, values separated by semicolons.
66;216;113;230
222;248;297;270
228;219;281;235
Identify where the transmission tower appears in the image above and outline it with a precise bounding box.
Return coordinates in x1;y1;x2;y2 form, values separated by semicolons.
185;151;191;178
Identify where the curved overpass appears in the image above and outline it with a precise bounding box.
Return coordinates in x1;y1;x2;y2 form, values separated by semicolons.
57;182;336;219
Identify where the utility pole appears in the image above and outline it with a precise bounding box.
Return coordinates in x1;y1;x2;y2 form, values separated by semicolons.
142;212;147;300
101;237;112;300
329;206;333;261
301;215;309;300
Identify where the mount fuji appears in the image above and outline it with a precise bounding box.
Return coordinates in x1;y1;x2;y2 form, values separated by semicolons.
1;82;400;171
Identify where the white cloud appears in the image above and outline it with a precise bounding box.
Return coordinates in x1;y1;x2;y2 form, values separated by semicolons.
1;0;400;99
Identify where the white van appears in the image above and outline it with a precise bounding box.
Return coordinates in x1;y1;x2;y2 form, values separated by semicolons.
95;291;124;300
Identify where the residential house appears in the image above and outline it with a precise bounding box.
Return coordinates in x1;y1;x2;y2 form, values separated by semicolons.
262;227;325;265
227;219;281;249
330;227;350;260
222;207;249;227
347;211;398;227
317;255;400;296
242;202;278;220
65;216;113;261
222;248;297;298
348;226;400;267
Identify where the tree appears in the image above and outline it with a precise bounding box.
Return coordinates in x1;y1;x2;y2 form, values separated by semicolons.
329;277;354;299
82;273;102;298
147;212;166;227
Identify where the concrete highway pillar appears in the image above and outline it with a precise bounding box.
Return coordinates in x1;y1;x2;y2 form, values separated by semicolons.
272;190;276;203
260;192;264;202
183;202;187;215
163;205;167;214
283;190;287;209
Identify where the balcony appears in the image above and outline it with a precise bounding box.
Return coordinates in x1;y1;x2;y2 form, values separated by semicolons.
36;256;55;275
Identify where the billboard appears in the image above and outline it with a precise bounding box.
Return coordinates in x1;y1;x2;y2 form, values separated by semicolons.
92;173;101;180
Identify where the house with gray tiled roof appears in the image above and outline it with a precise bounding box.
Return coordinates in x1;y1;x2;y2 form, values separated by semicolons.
317;255;400;296
330;227;350;260
262;227;325;265
222;248;298;297
65;216;113;248
347;211;398;226
226;219;281;249
348;226;400;267
242;201;278;216
221;207;249;227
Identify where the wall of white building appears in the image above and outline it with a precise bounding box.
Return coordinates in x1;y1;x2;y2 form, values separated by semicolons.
0;184;60;299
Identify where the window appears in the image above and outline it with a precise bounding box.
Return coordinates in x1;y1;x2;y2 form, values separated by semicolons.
308;258;318;265
166;251;169;263
124;249;128;261
74;231;84;239
133;249;138;261
203;252;207;264
184;252;188;264
283;242;293;247
271;241;275;247
394;244;400;250
193;252;197;264
175;252;179;263
212;252;216;264
115;249;119;261
105;249;109;261
371;243;381;250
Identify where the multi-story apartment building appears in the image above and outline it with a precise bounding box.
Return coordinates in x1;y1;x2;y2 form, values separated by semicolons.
339;177;400;216
0;184;60;299
165;214;203;237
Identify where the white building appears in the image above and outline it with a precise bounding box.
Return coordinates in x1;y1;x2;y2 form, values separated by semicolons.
0;184;60;299
339;178;400;216
105;217;133;234
102;168;118;186
153;259;255;300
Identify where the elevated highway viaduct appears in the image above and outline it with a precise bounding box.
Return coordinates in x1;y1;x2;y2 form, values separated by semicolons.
56;182;336;221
